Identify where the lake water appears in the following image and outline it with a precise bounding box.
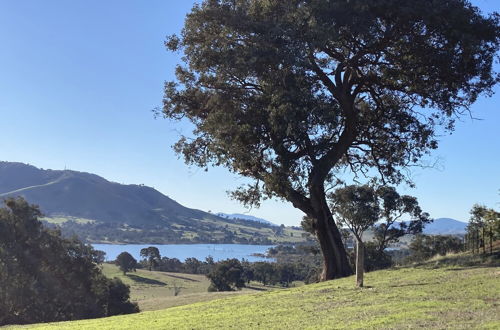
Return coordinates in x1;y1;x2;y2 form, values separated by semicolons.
92;243;275;262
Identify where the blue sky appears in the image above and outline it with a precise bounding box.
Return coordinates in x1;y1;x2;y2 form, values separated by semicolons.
0;0;498;226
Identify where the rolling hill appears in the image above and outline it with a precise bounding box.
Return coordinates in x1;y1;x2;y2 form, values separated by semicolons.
0;161;306;244
423;218;467;235
216;213;277;226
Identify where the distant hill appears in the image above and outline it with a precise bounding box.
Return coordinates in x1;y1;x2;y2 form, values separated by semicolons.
0;161;224;227
0;161;306;244
423;218;467;235
216;213;278;226
389;218;467;236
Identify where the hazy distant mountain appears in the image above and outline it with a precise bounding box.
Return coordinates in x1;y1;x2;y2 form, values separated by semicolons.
390;218;467;235
216;212;278;226
422;218;467;235
0;161;306;244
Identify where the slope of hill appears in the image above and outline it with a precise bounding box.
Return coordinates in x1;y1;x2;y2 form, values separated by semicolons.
0;162;306;244
216;213;277;226
0;161;221;226
19;252;500;329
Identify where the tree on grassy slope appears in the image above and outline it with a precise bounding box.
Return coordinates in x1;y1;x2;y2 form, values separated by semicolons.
0;198;138;326
140;246;161;271
116;252;137;275
373;186;431;256
162;0;500;280
207;259;245;291
331;185;379;287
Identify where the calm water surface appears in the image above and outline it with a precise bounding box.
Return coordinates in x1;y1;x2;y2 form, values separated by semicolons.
92;243;275;262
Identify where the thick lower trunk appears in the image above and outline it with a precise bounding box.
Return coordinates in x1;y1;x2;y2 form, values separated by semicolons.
310;185;353;281
312;194;353;280
356;240;364;288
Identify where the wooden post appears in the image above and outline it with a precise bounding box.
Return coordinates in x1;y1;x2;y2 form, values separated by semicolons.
355;239;364;288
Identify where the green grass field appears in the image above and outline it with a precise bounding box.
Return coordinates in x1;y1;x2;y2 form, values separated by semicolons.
100;264;280;311
11;251;499;329
40;216;96;224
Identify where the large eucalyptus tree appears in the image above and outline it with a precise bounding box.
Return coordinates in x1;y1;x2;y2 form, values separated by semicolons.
162;0;499;280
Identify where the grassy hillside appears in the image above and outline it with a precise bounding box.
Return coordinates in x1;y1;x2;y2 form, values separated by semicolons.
0;162;307;244
100;264;276;311
12;252;499;329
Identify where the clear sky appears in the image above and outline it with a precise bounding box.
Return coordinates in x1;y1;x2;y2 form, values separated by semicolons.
0;0;498;226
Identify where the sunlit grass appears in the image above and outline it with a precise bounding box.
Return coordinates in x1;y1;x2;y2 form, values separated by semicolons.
100;263;273;311
40;216;96;224
12;252;500;329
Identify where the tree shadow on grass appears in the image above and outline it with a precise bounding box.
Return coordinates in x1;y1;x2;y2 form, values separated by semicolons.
165;274;200;282
245;286;267;291
126;274;167;286
388;282;434;288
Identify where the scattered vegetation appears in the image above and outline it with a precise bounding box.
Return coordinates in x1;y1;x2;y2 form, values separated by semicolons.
17;250;500;329
42;217;307;245
99;263;274;312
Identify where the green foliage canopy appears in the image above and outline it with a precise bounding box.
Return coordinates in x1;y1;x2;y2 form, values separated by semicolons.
0;198;138;326
163;0;499;279
116;252;138;275
140;246;161;271
372;186;431;254
207;258;245;291
163;0;499;202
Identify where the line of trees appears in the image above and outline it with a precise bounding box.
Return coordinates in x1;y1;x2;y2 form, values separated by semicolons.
207;259;318;291
131;245;319;291
466;204;500;254
407;235;464;262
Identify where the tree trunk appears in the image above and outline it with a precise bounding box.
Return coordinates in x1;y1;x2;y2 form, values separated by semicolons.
315;215;353;280
310;185;353;281
356;239;364;288
490;229;493;254
476;229;481;254
482;227;485;254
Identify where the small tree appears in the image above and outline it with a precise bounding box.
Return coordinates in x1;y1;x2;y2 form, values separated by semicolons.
106;278;139;315
373;186;431;255
171;280;182;296
485;209;500;253
140;246;161;271
116;252;137;275
207;259;245;291
252;262;278;286
331;185;379;287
